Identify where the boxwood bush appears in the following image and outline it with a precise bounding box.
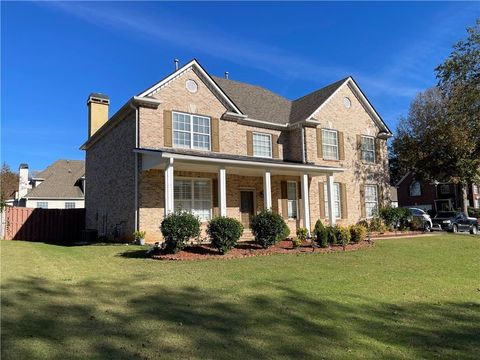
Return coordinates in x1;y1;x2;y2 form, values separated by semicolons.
314;220;328;248
251;209;287;248
296;227;308;241
160;211;201;254
207;217;244;254
326;225;337;245
336;226;351;246
350;224;367;243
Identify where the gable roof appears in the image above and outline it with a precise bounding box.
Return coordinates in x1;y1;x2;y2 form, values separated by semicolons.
26;160;85;199
290;77;349;124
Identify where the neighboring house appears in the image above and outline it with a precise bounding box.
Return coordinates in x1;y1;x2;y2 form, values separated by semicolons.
396;172;480;212
13;160;85;209
82;59;392;242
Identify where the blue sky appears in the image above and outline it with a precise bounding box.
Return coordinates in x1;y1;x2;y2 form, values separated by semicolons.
2;1;479;171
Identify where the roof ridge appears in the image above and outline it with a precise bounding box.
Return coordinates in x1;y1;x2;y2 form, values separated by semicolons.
212;76;292;102
292;77;350;103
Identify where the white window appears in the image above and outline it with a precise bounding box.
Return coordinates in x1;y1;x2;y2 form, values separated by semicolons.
322;129;339;160
409;181;422;196
287;181;298;219
475;198;480;208
365;185;378;218
252;133;272;158
173;112;211;151
36;202;48;209
439;184;450;195
65;202;75;209
361;136;375;163
324;183;341;218
174;178;212;220
473;184;479;194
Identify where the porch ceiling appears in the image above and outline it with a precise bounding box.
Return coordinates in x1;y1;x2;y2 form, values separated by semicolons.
136;148;344;176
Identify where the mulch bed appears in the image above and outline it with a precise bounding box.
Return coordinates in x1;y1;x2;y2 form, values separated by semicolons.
150;240;373;261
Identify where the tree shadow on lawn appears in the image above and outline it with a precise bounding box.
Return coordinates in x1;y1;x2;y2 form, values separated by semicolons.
1;276;479;359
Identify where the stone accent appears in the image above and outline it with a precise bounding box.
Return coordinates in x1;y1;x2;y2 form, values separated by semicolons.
85;112;136;240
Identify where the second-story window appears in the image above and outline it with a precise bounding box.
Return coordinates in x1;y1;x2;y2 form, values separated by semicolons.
322;129;339;160
253;132;272;158
173;112;211;151
409;181;421;196
361;136;375;163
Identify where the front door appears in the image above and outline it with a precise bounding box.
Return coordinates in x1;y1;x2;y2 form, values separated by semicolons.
240;191;255;228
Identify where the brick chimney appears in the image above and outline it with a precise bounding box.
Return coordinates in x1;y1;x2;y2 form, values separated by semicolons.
87;93;110;137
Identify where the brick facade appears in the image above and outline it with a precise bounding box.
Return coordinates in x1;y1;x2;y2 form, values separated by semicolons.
85;62;391;242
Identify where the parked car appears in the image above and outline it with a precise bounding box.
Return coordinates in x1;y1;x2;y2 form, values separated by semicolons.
432;211;478;234
408;207;433;232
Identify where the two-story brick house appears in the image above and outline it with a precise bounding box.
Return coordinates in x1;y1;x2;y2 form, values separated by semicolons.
81;59;392;242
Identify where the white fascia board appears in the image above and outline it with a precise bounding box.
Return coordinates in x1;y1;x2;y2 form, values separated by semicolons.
134;149;345;174
305;77;393;136
395;171;411;187
137;59;243;115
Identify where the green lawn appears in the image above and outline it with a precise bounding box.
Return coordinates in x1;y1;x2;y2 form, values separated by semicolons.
1;235;479;359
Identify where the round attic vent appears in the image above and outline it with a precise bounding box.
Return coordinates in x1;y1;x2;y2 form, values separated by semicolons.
343;97;351;109
186;79;198;93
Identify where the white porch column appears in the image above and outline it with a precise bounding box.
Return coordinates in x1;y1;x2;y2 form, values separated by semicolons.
263;170;272;210
301;173;311;232
164;158;174;216
218;167;227;217
326;173;336;226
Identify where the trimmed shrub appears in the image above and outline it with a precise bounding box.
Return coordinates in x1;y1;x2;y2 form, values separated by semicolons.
314;220;328;248
326;225;337;245
292;237;302;248
350;224;368;243
296;227;308;241
251;209;287;248
337;226;351;246
207;217;244;254
281;223;291;240
160;211;201;254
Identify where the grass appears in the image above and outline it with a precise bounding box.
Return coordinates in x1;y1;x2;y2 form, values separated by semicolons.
1;234;479;359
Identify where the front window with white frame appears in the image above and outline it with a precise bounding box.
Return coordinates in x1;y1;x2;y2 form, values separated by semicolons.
36;202;48;209
322;129;339;160
365;185;378;218
287;181;298;219
409;181;422;196
173;112;211;151
174;178;212;220
361;136;375;163
324;183;341;218
252;132;272;158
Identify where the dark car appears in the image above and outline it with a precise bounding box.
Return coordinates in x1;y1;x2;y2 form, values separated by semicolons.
432;211;478;234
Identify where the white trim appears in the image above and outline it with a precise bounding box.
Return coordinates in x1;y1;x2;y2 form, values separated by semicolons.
326;174;336;226
172;111;211;151
360;135;376;164
218;167;227;217
321;129;339;160
137;59;242;114
396;171;411;187
301;174;311;232
252;132;273;158
307;77;392;136
164;158;174;216
263;170;272;209
135;149;345;174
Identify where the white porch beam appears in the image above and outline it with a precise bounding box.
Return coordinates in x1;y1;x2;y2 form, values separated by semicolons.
164;158;174;216
326;173;336;226
263;170;272;210
301;173;311;233
218;167;227;217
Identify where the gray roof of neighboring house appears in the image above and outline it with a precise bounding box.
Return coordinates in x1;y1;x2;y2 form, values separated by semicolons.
211;76;348;125
26;160;85;199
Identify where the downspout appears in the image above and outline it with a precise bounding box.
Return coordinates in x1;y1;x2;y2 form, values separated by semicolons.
301;127;306;164
130;101;139;232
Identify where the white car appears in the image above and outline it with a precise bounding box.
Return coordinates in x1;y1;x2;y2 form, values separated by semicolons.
408;208;433;232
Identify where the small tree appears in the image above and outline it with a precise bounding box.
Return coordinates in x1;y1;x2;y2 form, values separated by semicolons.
251;209;286;248
160;211;201;254
314;220;328;248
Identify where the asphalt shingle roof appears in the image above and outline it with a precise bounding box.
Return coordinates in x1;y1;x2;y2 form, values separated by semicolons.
26;160;85;199
211;75;348;125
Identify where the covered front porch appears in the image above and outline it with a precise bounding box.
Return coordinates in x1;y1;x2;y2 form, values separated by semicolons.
136;148;344;242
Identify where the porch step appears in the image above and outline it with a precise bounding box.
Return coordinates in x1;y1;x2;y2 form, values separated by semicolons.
240;229;254;241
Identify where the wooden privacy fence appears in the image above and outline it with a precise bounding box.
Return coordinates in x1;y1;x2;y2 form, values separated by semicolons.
2;207;85;244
